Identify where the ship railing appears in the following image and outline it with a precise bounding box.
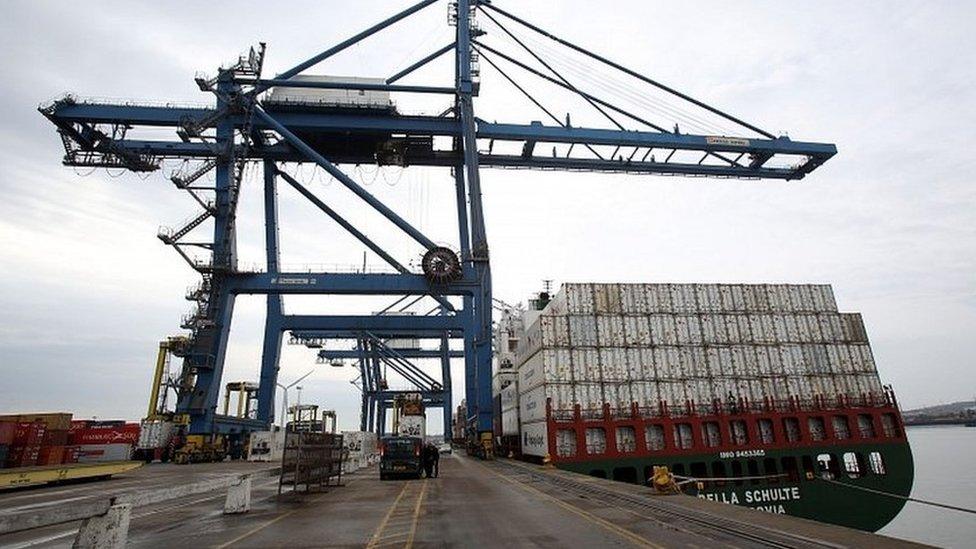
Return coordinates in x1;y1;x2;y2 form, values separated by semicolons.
548;391;898;423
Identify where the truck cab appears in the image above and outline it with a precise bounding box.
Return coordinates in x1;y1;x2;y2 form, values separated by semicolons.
379;436;423;480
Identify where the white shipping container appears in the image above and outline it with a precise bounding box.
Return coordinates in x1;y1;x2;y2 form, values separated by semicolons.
766;285;787;312
77;443;132;463
502;408;520;436
266;75;392;108
755;346;772;376
519;383;575;421
696;284;723;313
820;285;838;312
518;349;572;392
624;348;642;381
599;347;629;381
670;284;696;313
687;315;704;344
804;314;825;342
545;283;594;315
593;283;622;314
687;378;712;405
857;345;878;373
552;315;571;346
783;314;800;342
777;346;795;375
501;381;520;411
858;373;884;395
398;415;426;439
748;378;765;403
568;315;598;347
700;315;723;344
639;348;657;380
343;431;378;457
835;345;855;374
571;348;600;383
623;315;651;346
729;285;747;310
742;285;759;312
620;284;648;314
646;284;674;313
649;314;678;345
137;419;174;450
674;315;691;344
689;347;708;378
576;383;605;411
658;380;687;407
787;286;808;312
841;313;868;343
723;315;741;343
817;314;841;342
719;285;735;310
630;381;659;407
604;383;633;408
248;430;285;462
736;315;752;343
520;421;549;457
653;347;680;379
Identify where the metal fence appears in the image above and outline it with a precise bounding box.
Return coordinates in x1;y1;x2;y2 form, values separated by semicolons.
279;431;344;494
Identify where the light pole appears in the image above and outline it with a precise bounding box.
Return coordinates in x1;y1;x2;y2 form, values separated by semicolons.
276;369;314;429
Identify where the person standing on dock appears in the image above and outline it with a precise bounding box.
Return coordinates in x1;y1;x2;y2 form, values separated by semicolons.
423;443;439;478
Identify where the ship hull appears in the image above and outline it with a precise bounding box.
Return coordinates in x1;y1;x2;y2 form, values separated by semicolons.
555;440;913;532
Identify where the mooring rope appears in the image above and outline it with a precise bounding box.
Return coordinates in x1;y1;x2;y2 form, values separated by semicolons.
819;478;976;515
671;473;788;486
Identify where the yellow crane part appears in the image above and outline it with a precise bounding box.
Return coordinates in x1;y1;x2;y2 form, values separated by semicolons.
0;461;143;490
651;466;680;494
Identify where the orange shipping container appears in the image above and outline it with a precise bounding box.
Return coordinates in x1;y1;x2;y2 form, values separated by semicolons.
38;446;65;466
0;422;15;445
0;413;73;431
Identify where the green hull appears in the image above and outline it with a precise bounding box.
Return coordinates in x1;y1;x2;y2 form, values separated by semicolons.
556;441;913;532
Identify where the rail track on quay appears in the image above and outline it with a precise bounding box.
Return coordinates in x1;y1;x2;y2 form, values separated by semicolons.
491;459;846;549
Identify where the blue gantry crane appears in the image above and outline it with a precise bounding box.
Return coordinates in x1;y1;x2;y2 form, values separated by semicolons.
39;0;835;457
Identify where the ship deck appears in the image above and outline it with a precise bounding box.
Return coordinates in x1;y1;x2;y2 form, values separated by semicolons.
0;455;926;548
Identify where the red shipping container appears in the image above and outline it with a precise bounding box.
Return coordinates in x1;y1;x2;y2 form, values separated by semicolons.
7;446;40;468
37;446;64;466
14;422;46;446
42;430;69;447
71;424;140;445
0;422;15;445
63;445;80;464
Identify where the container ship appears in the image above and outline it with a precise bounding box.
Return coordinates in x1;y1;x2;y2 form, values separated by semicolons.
492;282;913;532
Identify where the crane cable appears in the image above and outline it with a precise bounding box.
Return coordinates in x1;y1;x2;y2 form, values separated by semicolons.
499;24;736;137
818;477;976;516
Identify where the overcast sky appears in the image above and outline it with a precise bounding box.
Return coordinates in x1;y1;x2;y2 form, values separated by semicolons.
0;1;973;431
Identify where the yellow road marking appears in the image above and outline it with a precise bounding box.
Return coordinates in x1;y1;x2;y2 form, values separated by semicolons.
476;460;663;549
405;479;428;549
366;483;412;549
215;478;357;548
215;493;323;549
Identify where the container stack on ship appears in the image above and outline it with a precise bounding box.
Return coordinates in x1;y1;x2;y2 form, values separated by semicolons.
497;282;913;532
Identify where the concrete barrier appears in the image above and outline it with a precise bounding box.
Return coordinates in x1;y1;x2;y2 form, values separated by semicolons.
0;466;281;547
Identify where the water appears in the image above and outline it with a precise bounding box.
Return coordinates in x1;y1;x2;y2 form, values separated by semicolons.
879;425;976;548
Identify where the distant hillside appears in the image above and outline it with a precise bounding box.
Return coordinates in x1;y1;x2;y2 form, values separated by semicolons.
903;400;976;417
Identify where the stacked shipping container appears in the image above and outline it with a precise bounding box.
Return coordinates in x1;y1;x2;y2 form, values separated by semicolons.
0;414;140;468
0;413;71;468
514;283;886;456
